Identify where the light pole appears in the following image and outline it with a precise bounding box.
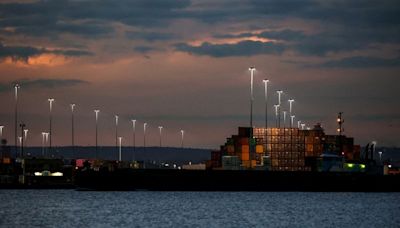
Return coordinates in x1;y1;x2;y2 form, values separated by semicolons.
118;137;122;162
19;123;25;157
14;83;20;155
180;130;184;148
143;123;147;150
158;126;163;147
0;125;4;138
263;79;269;152
23;129;28;155
378;151;382;163
283;111;287;128
274;104;279;128
94;109;100;159
45;132;49;157
297;120;301;129
249;67;256;127
41;132;46;157
131;119;136;160
288;99;294;116
276;90;283;128
290;115;295;128
48;98;54;152
70;104;75;158
115;115;119;152
301;123;305;130
18;136;22;156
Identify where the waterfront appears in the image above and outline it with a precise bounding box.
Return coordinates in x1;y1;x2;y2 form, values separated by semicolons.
0;190;399;227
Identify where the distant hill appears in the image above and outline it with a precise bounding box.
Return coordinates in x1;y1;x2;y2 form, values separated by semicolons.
8;146;211;165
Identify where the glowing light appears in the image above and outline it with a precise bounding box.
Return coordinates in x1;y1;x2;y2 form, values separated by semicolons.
360;164;366;169
34;172;42;176
51;172;63;177
347;163;354;168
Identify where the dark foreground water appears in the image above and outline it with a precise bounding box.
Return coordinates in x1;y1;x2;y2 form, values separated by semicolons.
0;190;399;227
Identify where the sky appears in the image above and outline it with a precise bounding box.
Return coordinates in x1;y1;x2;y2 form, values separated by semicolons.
0;0;399;149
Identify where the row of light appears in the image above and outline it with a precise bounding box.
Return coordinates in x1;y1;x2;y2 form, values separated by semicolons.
1;84;186;151
249;67;310;130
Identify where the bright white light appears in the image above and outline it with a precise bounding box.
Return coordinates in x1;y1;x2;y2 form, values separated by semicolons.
70;103;75;112
274;104;279;116
48;98;55;112
23;129;28;140
94;110;100;121
276;90;283;105
34;172;42;176
51;172;63;177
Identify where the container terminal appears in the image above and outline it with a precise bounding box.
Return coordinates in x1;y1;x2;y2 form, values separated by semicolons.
1;114;400;191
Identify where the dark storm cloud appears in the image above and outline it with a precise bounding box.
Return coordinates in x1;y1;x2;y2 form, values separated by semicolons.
0;0;399;59
126;31;176;42
175;40;285;57
318;56;400;68
0;43;92;62
0;0;190;38
0;78;89;93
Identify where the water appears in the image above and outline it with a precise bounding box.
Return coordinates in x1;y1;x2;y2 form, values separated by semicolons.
0;190;399;227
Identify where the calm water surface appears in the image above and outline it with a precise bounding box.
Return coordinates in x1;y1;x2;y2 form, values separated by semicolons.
0;190;399;227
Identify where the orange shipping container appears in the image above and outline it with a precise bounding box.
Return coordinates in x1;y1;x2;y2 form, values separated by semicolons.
241;145;249;154
256;145;263;154
241;152;249;161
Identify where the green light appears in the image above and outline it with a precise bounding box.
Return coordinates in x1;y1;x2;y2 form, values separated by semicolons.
360;164;366;169
347;163;354;168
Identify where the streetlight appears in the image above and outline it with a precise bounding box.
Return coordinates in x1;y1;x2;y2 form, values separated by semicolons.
131;119;136;160
18;136;22;153
180;130;184;148
249;67;256;127
263;79;270;152
94;109;100;159
276;90;283;128
288;99;294;116
118;137;122;162
70;104;75;157
297;120;301;129
290;115;295;128
19;123;25;157
158;126;163;147
23;129;28;155
41;132;46;157
378;151;383;163
283;111;287;128
301;123;305;130
115;115;119;152
45;132;49;157
0;125;4;138
48;98;55;152
143;123;147;150
274;104;279;128
14;83;20;154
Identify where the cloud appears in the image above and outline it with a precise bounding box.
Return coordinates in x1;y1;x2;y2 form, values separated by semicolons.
126;31;176;42
175;40;285;57
0;78;89;93
0;43;92;62
318;56;400;68
0;0;191;39
134;46;159;54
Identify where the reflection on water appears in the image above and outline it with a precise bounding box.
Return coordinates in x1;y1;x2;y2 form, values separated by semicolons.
0;190;399;227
